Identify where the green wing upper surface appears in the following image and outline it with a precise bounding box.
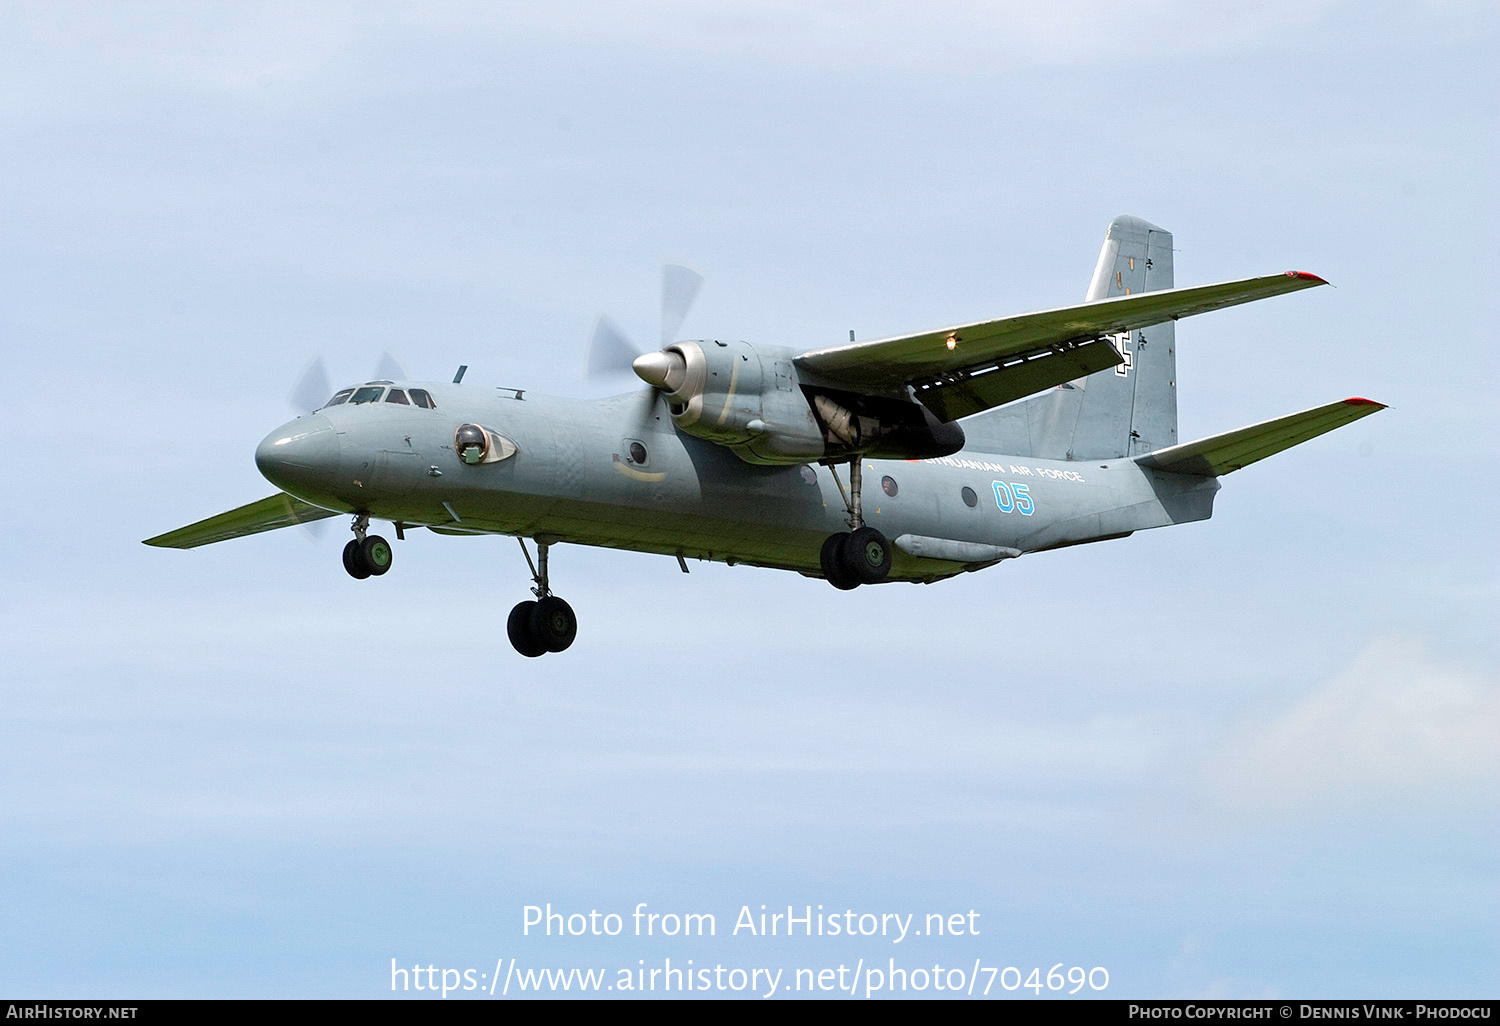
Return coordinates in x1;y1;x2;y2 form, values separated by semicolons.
143;492;340;548
794;272;1327;419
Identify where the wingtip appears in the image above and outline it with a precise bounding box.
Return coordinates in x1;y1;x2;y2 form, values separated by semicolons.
1286;271;1329;285
1343;397;1387;409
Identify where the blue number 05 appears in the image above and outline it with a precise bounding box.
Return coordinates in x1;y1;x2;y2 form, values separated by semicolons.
992;481;1035;516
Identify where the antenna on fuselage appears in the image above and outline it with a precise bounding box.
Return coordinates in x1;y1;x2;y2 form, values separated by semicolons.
453;365;467;384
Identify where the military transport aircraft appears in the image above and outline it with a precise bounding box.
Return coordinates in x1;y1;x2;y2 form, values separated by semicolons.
146;216;1384;657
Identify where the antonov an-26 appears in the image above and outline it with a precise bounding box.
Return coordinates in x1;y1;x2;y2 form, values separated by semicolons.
146;216;1384;657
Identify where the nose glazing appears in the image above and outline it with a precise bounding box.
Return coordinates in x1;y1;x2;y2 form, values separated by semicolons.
255;415;341;498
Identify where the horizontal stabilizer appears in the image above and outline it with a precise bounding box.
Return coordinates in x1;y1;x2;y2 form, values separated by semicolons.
143;492;340;548
1136;398;1385;477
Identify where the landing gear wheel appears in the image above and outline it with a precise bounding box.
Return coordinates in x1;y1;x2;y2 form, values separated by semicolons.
507;601;547;658
509;539;578;657
342;539;371;580
820;532;859;590
359;535;393;576
530;596;578;653
843;526;891;584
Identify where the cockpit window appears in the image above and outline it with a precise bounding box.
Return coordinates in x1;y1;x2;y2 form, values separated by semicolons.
385;389;410;405
409;388;436;410
349;386;385;404
323;388;356;408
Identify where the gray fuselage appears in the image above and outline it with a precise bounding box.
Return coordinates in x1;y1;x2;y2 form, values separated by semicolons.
255;380;1221;583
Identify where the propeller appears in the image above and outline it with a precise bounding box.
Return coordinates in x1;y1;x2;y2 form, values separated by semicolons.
373;349;407;382
290;357;332;416
288;350;410;416
659;264;704;349
585;316;641;380
586;265;703;432
586;264;704;381
291;504;330;542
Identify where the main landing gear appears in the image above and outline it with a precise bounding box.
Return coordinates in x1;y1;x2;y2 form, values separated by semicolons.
820;458;892;590
507;538;578;658
342;513;393;579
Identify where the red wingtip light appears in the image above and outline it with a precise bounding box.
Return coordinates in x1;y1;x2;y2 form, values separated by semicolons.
1286;271;1328;284
1343;397;1386;408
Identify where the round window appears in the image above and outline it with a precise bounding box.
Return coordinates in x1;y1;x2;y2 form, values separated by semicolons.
799;465;817;486
961;486;978;508
881;475;898;498
629;441;648;465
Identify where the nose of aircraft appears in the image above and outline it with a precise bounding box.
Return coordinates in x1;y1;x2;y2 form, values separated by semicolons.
255;415;341;497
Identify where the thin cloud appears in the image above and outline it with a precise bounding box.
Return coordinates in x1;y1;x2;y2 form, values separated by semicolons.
1208;637;1500;810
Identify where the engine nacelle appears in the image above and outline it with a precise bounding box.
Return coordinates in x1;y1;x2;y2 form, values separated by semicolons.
637;340;826;464
634;340;963;465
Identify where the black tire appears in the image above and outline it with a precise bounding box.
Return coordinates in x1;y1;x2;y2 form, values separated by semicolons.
843;526;892;584
529;595;578;653
507;601;547;658
819;532;859;590
342;539;371;580
360;535;393;576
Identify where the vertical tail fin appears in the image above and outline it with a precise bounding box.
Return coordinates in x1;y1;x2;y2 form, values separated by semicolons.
1022;215;1179;460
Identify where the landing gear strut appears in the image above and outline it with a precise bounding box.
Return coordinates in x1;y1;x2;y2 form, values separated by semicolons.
819;458;892;590
507;538;578;657
342;513;393;579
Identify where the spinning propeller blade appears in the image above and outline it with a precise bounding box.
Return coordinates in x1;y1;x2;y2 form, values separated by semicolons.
290;350;411;415
289;357;331;416
297;517;330;543
660;264;704;348
586;264;704;380
586;316;642;380
373;350;407;382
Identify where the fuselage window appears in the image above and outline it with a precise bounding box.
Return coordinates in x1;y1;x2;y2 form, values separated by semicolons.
961;486;979;508
799;465;817;486
323;388;355;408
408;388;436;410
881;475;899;498
349;386;386;404
385;389;410;405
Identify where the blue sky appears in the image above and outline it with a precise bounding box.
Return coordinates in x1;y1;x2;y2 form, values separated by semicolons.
2;0;1496;999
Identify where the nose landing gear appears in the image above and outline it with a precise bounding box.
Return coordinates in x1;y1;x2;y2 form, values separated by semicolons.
343;514;393;579
508;538;578;657
820;459;891;590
